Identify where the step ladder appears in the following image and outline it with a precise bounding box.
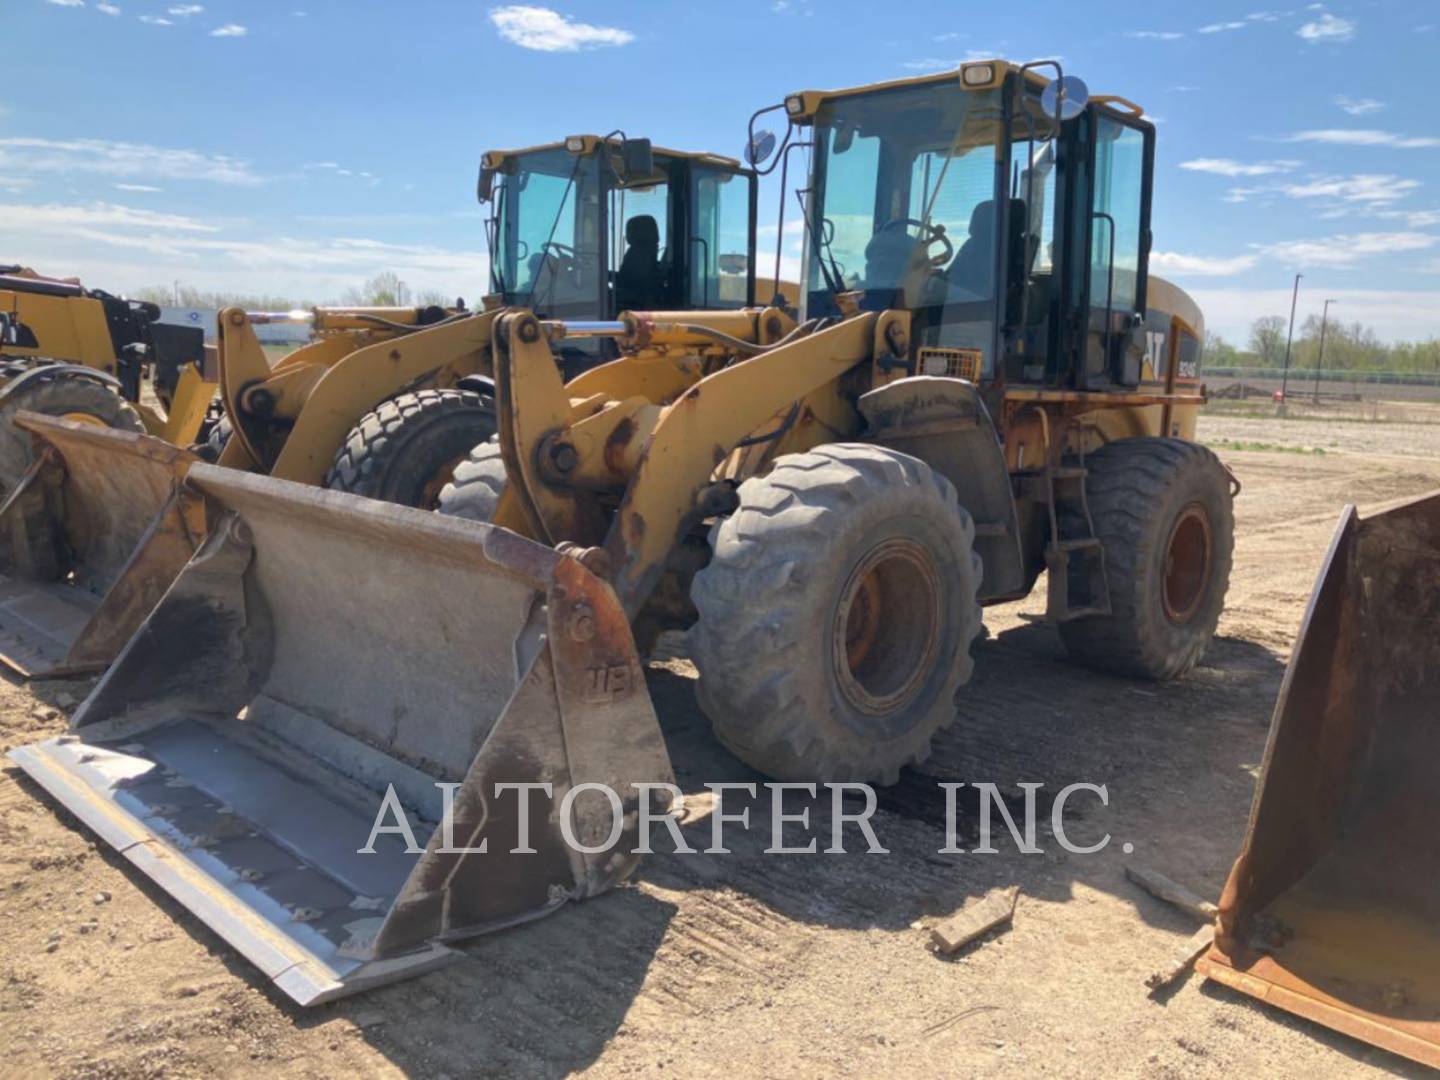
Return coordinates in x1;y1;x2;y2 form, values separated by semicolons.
1024;461;1113;622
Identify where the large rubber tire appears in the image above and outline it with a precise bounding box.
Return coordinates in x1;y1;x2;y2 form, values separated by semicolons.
436;437;507;523
1058;437;1234;680
0;370;144;492
324;389;496;509
689;443;983;784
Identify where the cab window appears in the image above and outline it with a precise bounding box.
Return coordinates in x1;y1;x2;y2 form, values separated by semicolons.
690;165;752;309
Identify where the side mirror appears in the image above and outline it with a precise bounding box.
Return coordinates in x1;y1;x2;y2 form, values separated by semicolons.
1040;74;1089;122
0;313;14;346
745;129;777;167
477;164;496;204
621;138;654;180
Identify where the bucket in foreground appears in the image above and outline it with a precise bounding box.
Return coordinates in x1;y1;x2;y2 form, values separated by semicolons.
8;466;674;1005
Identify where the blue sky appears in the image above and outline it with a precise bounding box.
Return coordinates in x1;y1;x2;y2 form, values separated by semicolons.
4;0;1438;342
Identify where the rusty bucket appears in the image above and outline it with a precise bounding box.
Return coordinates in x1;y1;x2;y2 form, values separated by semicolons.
1199;491;1440;1068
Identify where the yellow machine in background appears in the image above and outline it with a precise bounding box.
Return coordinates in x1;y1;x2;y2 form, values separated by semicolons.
0;267;214;485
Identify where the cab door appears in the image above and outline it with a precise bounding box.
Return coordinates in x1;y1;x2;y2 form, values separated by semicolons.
685;161;757;309
1080;111;1153;389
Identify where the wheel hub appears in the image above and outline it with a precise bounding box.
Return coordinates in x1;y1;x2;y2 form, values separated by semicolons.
59;411;107;428
833;538;942;716
1162;503;1213;624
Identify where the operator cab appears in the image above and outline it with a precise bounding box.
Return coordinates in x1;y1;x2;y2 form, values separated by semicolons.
787;62;1177;395
479;136;759;375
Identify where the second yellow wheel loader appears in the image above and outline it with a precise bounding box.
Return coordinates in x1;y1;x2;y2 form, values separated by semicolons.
0;134;769;677
13;60;1232;1003
0;266;214;488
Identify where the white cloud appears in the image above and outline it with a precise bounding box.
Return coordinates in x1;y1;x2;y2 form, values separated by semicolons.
1180;158;1300;177
3;199;489;301
1256;231;1437;268
1297;13;1356;43
96;2;121;13
167;3;202;14
1127;30;1184;40
1151;252;1260;277
902;58;961;71
488;6;634;52
0;201;217;233
209;23;246;37
45;0;85;7
1279;174;1419;203
1334;96;1384;116
1283;129;1440;149
1245;10;1280;21
1380;208;1440;228
139;14;172;24
0;136;262;185
1198;20;1247;33
112;182;162;193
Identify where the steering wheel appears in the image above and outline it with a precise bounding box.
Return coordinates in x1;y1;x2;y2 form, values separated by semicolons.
877;217;954;268
540;241;579;272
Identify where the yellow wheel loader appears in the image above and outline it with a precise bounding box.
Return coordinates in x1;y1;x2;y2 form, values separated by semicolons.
0;267;214;487
0;134;771;677
12;61;1230;1003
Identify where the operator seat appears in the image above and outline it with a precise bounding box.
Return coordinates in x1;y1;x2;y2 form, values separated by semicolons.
615;214;663;311
946;199;1037;302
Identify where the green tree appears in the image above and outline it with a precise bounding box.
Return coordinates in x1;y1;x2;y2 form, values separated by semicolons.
1248;315;1287;368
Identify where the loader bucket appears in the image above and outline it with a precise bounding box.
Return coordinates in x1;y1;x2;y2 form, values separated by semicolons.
0;411;204;677
1198;491;1440;1068
8;465;674;1006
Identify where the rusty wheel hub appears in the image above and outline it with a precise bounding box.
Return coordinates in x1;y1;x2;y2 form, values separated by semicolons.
833;538;942;716
1162;503;1213;624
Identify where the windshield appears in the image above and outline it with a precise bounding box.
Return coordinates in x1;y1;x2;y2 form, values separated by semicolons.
808;81;1004;305
494;147;604;318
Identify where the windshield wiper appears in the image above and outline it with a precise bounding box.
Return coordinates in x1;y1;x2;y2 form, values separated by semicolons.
796;187;844;297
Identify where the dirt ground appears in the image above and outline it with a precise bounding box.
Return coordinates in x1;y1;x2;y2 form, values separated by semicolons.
2;412;1438;1079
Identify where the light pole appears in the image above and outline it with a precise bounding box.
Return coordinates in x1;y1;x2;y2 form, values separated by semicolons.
1280;273;1302;415
1313;298;1336;404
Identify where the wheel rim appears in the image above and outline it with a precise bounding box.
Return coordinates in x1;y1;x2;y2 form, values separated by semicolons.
1162;503;1213;625
60;411;107;428
833;538;942;716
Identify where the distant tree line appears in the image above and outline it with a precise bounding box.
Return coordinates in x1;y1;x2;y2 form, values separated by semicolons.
132;272;462;312
1207;316;1440;377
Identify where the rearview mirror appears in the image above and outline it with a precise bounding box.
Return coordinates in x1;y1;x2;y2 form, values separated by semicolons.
621;138;654;180
1041;75;1090;122
477;164;496;203
745;129;777;167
